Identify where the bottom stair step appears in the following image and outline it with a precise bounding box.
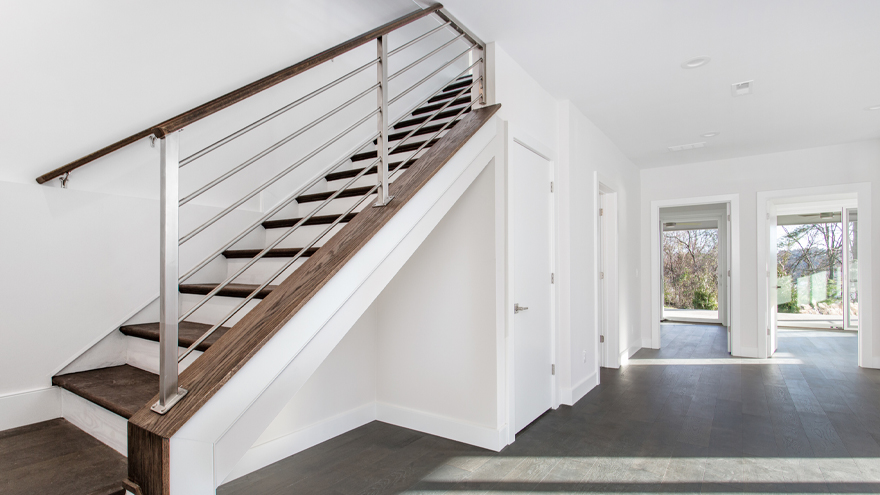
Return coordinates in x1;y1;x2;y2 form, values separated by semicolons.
53;365;157;419
120;321;231;352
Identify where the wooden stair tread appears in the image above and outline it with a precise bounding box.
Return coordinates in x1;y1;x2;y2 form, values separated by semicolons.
394;107;471;130
411;96;471;116
443;77;472;92
385;120;459;143
295;185;374;204
119;321;231;352
428;88;470;103
325;159;416;182
179;283;277;299
53;365;157;419
349;138;440;163
222;247;320;259
262;212;357;229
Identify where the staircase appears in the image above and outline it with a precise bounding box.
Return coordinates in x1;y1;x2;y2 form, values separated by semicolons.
51;77;476;436
32;5;500;494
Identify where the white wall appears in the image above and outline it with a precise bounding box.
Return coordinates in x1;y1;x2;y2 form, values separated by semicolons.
491;43;642;406
640;140;880;362
563;102;642;400
376;163;498;429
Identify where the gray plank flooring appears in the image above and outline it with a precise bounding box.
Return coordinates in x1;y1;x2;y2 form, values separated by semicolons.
220;324;880;494
0;418;126;495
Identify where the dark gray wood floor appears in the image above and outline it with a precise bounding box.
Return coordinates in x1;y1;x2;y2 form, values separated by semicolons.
0;418;126;495
220;324;880;494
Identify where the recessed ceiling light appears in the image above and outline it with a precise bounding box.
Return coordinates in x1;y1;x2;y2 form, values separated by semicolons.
701;132;720;138
867;105;880;111
681;56;711;69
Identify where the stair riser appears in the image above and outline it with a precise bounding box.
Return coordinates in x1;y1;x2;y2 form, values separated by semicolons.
264;222;346;248
126;335;202;376
60;388;128;457
226;257;307;285
180;293;262;328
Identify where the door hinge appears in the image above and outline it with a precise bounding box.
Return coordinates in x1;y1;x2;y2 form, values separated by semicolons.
551;273;555;284
728;269;731;277
600;208;604;216
599;335;605;343
551;364;555;375
550;181;554;193
600;271;605;280
728;214;731;221
766;213;770;220
767;327;771;336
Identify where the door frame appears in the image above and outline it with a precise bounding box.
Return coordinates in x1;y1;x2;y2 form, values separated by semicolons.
658;207;728;327
756;183;872;366
596;180;620;368
504;124;557;444
650;194;740;351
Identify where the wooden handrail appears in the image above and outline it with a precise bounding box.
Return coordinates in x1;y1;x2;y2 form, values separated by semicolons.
35;3;444;185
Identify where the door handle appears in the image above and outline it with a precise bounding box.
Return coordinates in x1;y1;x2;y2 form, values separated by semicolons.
514;303;529;314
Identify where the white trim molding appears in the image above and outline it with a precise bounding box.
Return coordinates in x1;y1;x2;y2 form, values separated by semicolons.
0;387;61;432
377;402;506;452
225;403;377;483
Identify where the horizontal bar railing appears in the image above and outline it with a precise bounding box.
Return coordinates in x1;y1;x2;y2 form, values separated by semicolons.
178;107;381;245
178;73;480;359
34;3;445;185
179;82;380;206
177;56;479;287
388;33;466;82
179;58;380;168
178;71;476;325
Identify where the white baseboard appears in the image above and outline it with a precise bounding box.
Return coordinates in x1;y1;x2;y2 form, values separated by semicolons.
0;387;61;432
733;346;760;358
60;388;127;456
377;402;505;452
223;402;377;483
571;370;599;404
621;339;643;365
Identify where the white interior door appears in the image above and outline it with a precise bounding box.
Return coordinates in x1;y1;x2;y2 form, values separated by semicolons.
512;143;552;433
767;202;779;355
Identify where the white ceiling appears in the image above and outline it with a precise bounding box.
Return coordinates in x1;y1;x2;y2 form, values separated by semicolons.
438;0;880;168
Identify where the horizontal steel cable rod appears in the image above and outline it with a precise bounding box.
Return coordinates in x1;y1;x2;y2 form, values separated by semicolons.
178;70;478;343
177;131;379;284
179;107;381;245
387;74;478;158
179;58;380;167
388;49;474;106
180;83;380;206
387;33;466;82
387;21;450;56
177;154;383;335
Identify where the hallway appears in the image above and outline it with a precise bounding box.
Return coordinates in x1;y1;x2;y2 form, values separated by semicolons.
219;324;880;494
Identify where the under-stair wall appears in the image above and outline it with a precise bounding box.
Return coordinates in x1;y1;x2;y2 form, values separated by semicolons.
225;152;503;484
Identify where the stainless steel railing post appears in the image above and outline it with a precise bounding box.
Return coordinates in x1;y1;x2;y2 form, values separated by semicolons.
152;131;187;415
471;46;485;108
374;34;393;207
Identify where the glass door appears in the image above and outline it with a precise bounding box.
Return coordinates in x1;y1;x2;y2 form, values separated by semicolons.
844;208;859;331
